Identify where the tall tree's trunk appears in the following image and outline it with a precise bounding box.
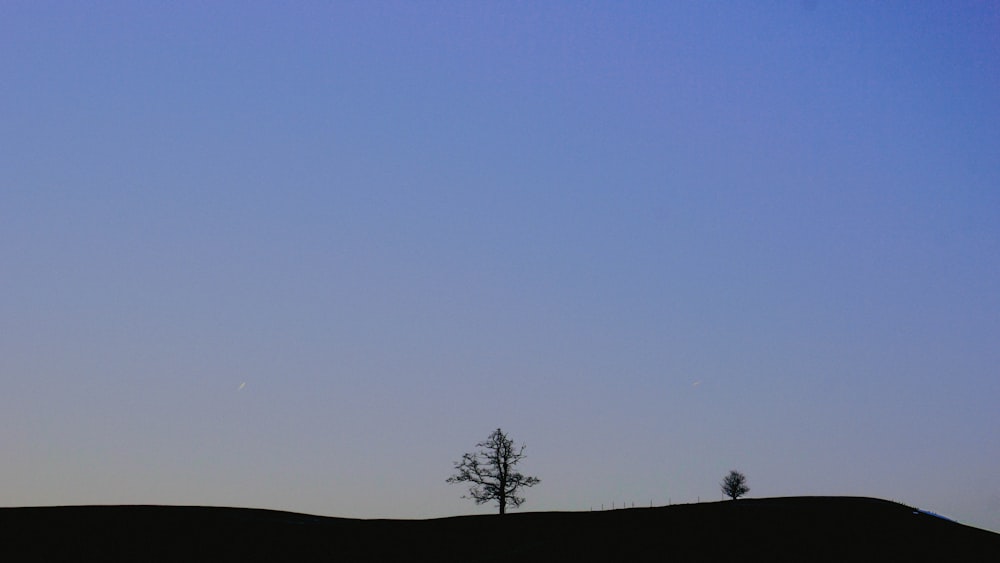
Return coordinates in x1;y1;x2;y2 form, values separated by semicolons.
499;472;507;515
498;456;508;515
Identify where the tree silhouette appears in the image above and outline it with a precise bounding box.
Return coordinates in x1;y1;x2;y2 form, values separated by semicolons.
721;469;749;500
447;428;540;515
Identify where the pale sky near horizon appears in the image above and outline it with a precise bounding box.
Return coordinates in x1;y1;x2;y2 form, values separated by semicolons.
2;1;999;532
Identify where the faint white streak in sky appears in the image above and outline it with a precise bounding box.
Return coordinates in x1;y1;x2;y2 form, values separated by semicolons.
238;382;246;391
692;381;702;388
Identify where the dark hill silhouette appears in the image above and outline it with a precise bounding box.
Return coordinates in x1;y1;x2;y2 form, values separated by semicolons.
1;497;997;561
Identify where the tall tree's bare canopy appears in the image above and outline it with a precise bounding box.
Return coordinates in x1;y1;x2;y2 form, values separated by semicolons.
447;428;540;515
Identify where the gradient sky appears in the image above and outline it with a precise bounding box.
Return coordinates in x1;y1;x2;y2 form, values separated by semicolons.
2;1;999;532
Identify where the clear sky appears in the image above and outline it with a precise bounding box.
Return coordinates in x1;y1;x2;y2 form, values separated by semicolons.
2;1;998;532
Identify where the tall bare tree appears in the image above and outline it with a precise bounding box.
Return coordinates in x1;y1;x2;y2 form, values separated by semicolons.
447;428;540;515
721;469;750;500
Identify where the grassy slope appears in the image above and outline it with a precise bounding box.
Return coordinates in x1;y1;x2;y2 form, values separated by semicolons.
1;497;997;561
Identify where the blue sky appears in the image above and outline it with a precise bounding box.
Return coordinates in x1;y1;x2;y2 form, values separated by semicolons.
2;1;999;531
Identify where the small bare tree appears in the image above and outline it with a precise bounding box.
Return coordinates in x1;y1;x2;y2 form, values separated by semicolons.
447;428;540;515
721;469;749;500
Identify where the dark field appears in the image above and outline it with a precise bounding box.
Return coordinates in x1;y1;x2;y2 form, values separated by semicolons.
2;497;997;561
